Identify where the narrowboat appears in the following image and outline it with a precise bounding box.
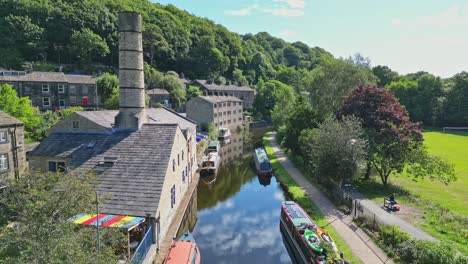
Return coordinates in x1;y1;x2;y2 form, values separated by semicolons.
200;152;220;176
254;147;272;175
280;201;348;264
218;127;231;140
164;232;200;264
207;140;220;153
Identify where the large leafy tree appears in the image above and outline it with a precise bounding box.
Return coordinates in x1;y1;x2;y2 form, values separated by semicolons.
372;65;399;87
97;73;119;102
440;72;468;126
67;28;110;65
0;84;40;137
0;170;124;263
337;85;455;185
302;57;377;118
254;80;294;120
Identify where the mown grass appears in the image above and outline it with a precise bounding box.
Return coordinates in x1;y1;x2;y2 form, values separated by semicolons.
263;132;363;264
355;130;468;255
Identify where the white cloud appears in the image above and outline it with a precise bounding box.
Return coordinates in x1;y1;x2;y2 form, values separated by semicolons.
279;29;297;38
225;3;304;17
224;6;257;16
268;8;304;17
391;3;468;29
274;0;305;9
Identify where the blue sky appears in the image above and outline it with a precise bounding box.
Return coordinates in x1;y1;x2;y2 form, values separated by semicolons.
153;0;468;78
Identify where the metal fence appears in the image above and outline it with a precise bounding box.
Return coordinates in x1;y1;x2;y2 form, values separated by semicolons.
353;200;387;231
129;225;154;264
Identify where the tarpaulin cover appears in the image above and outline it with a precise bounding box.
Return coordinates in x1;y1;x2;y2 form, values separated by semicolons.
69;213;145;231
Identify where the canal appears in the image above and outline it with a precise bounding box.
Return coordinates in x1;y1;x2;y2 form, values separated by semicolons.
183;130;294;264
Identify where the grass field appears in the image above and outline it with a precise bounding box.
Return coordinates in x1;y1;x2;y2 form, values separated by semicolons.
392;130;468;215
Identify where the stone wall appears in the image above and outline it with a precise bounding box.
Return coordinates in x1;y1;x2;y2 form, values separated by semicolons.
0;125;27;180
48;112;108;134
186;97;214;130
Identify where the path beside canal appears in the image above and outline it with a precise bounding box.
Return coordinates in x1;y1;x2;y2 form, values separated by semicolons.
268;132;394;264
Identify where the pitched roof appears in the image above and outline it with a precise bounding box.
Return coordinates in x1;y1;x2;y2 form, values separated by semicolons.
0;71;96;84
195;79;253;92
0;111;24;127
146;88;170;95
196;95;242;104
75;108;196;131
29;124;178;217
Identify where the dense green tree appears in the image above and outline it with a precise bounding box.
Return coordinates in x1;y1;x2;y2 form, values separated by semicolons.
0;48;23;69
276;66;302;89
96;73;119;101
0;170;124;263
67;28;110;65
232;69;248;86
302;57;377;118
440;72;468;126
0;84;40;137
372;65;399;87
186;85;202;101
254;80;294;120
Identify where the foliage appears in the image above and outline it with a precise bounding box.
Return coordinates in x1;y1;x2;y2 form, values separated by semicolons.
31;111;60;141
301;116;368;182
186;85;202;101
0;84;40;137
145;64;186;107
0;48;24;69
440;72;468;126
397;239;466;264
68;28;110;65
254;80;294;120
302;57;377;118
262;132;362;264
0;170;125;263
208;122;217;140
97;73;119;101
60;107;84;119
379;225;410;249
372;65;399;87
281;95;320;153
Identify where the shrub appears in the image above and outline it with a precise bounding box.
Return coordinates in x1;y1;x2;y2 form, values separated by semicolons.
379;225;410;248
397;239;463;264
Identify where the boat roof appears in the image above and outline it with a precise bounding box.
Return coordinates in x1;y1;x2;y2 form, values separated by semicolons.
255;148;270;163
208;140;220;147
68;213;145;231
282;201;314;227
164;241;196;264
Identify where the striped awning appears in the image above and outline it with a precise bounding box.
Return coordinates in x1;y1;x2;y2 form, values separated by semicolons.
69;213;145;231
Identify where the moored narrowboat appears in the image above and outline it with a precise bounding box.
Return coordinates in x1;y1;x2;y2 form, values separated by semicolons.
280;201;348;264
218;127;231;140
253;147;272;175
200;152;220;176
163;232;201;264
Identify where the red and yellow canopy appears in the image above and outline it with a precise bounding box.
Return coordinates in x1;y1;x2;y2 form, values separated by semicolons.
69;213;145;231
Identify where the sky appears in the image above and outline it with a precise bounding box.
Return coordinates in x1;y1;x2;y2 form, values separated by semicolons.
152;0;468;78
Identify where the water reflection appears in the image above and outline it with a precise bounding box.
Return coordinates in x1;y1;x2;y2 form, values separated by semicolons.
194;128;292;263
258;174;273;186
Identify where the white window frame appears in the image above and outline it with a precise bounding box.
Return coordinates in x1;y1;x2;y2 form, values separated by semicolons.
69;95;76;104
0;131;7;143
43;97;50;107
59;99;66;108
69;85;76;94
42;84;49;93
58;84;65;93
0;153;8;171
48;160;66;172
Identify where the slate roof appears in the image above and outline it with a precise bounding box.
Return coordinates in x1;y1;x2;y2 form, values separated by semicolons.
0;71;96;84
0;111;24;127
146;88;170;95
195;80;253;92
197;95;242;104
29;124;178;217
75;108;196;131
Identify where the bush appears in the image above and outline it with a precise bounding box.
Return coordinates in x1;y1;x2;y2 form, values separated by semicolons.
379;225;410;248
397;239;464;264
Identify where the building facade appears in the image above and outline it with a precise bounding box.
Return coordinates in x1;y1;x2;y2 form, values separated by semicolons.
194;80;255;108
0;71;98;110
186;96;244;130
0;111;27;185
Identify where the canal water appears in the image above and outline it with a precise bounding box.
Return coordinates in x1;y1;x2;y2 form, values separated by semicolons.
188;130;294;264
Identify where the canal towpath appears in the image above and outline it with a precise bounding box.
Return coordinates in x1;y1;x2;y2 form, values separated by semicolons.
268;132;394;264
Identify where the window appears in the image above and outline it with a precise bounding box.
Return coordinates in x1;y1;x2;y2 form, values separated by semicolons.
223;103;226;107
182;150;184;160
178;154;180;165
0;131;7;143
82;86;88;94
214;113;217;117
72;121;79;129
239;102;242;106
48;161;65;172
170;185;176;208
58;85;65;93
23;85;31;94
59;99;65;108
43;97;50;107
214;104;217;108
69;85;76;94
173;159;175;171
239;117;242;121
182;170;185;183
42;84;49;93
227;102;231;107
0;154;8;171
70;96;76;104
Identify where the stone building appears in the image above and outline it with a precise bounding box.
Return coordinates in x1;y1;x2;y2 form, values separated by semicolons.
0;71;98;110
186;96;243;130
146;88;171;108
27;12;198;262
194;79;255;108
0;111;27;186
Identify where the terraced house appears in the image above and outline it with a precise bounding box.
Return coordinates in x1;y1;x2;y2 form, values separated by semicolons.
194;79;255;108
0;70;98;110
0;111;26;188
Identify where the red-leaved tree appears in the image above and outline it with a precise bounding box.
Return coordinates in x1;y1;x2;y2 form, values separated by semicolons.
337;85;455;186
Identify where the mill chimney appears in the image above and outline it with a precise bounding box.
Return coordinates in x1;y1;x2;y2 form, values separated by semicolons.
115;12;147;129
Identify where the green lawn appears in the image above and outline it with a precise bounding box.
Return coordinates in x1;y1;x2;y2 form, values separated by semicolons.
392;130;468;215
263;132;363;264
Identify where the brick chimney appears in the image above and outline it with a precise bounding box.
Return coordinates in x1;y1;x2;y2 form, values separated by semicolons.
114;11;147;129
